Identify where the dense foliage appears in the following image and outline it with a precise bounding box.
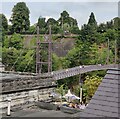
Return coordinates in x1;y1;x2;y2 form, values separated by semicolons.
36;10;80;35
83;75;102;100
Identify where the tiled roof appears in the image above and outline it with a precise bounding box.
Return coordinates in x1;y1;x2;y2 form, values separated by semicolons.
74;67;120;118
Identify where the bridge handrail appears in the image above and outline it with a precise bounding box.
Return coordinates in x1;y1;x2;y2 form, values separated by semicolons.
40;64;117;78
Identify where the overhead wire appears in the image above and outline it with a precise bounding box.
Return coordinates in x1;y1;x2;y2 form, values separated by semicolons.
22;50;35;72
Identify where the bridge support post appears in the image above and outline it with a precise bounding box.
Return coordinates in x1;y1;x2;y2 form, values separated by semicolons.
80;87;82;103
79;74;83;104
36;25;52;74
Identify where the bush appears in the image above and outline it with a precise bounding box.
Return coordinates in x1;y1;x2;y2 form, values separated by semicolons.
83;75;102;100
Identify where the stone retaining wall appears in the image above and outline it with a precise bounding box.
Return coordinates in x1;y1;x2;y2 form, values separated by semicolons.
1;76;56;93
1;87;55;114
0;74;57;114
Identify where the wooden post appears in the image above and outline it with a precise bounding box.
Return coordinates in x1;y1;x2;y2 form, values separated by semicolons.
115;39;117;64
106;38;110;64
61;17;64;36
36;26;41;74
79;74;82;103
48;25;52;72
80;87;82;103
7;98;11;116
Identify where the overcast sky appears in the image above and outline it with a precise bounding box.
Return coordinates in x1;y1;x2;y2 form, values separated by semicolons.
1;0;119;28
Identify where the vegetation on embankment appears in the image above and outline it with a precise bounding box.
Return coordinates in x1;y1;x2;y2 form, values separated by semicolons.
1;2;119;101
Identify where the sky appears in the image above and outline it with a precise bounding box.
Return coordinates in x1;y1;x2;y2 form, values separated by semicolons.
0;0;119;28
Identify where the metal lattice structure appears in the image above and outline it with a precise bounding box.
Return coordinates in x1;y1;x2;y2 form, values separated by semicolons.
36;26;52;74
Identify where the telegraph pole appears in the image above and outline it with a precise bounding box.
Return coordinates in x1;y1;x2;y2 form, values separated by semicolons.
61;17;64;36
36;26;40;73
106;38;110;64
62;16;63;31
115;39;117;64
48;25;52;72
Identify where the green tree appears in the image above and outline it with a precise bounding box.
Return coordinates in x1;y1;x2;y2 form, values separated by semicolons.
58;10;79;34
16;49;35;72
97;23;107;33
0;14;8;31
79;13;98;43
52;53;62;70
10;2;30;33
2;47;19;71
37;16;46;28
2;47;35;72
37;16;46;34
113;17;120;30
88;12;97;26
0;14;8;45
79;24;89;41
46;18;59;34
69;17;78;27
4;33;23;49
70;26;80;34
63;23;70;33
106;20;113;29
64;40;91;68
61;11;69;18
89;43;99;64
8;25;13;34
58;10;69;31
29;25;36;34
46;18;58;26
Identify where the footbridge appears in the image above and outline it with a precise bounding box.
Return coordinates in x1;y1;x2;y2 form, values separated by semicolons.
40;64;117;80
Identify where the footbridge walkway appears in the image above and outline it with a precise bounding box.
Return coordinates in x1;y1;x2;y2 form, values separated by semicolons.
40;64;117;80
